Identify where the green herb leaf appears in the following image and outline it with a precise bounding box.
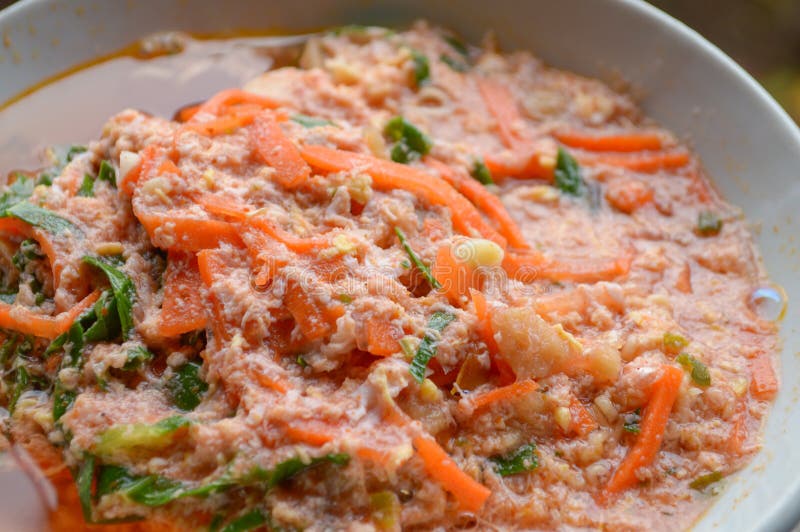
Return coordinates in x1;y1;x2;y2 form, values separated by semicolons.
166;361;208;411
53;322;85;421
123;345;153;371
94;416;190;457
82;256;136;339
443;34;469;58
77;174;95;197
53;386;76;422
384;117;432;164
296;355;308;368
554;147;584;196
0;174;34;215
696;211;723;236
8;365;29;414
676;353;711;387
410;50;430;86
394;227;440;290
7;202;80;234
623;409;642;434
471;158;494;185
662;331;689;355
490;442;538;476
689;471;723;491
220;510;267;532
66;145;88;163
83;290;121;343
76;454;96;522
291;114;335;128
97;160;117;187
409;311;456;382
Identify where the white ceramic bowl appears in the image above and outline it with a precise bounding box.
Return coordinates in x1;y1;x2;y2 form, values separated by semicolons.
1;1;799;530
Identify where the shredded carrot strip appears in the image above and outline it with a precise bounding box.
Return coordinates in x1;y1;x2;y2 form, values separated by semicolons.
504;251;631;284
567;396;598;437
0;289;100;339
605;177;655;214
284;280;344;341
281;420;336;446
465;379;538;413
184;107;259;136
476;78;525;148
364;315;402;357
176;103;202;123
0;217;32;236
158;251;207;337
749;356;778;400
120;144;161;195
250;114;311;189
192;88;279;117
577;150;691;173
247;217;329;253
554;129;664;152
484;148;556;181
135;210;243;252
432;244;477;306
426;158;529;249
603;365;683;497
239;226;288;288
413;434;491;513
470;289;515;385
251;370;290;394
197;194;250;221
300;145;507;247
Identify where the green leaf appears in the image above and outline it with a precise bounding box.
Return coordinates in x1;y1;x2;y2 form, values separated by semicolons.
8;365;29;413
676;352;711;387
490;442;538;476
7;202;80;234
409;311;456;383
623;409;641;434
53;385;76;422
696;211;723;236
123;346;153;371
471;159;494;186
0;175;35;217
83;290;121;343
440;55;467;72
384;117;432;164
394;227;440;290
220;510;267;532
410;49;430;87
97;160;117;187
554;147;584;196
689;471;723;491
76;454;96;522
94;416;190;457
291;114;335;128
82;256;136;339
263;452;350;489
166;361;208;411
0;333;19;364
53;322;85;421
77;174;95;197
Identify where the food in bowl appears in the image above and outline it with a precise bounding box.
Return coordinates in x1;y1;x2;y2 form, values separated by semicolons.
0;22;783;530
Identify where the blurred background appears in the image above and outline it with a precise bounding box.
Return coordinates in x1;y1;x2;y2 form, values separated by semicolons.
1;0;799;122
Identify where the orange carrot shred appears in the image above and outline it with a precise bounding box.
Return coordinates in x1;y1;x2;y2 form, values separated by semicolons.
0;289;100;339
567;396;599;437
554;129;664;152
749;356;778;400
284;280;344;341
364;315;402;357
158;250;207;337
476;78;526;148
413;434;491;513
577;150;691;173
464;379;538;413
603;365;683;498
251;114;311;189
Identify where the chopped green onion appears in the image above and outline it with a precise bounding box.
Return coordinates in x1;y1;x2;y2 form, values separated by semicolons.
77;173;95;197
291;114;335;128
623;409;641;434
676;353;711;387
394;227;440;290
697;211;723;236
296;355;309;368
443;34;469;57
97;160;117;187
689;471;723;491
554;147;584;196
123;346;153;371
409;311;456;382
76;454;96;522
384;117;432;164
471;158;494;186
66;145;88;163
220;510;267;532
440;54;468;72
662;331;689;355
490;442;539;476
410;49;430;86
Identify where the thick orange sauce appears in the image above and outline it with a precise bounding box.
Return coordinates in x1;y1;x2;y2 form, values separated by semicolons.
0;31;305;531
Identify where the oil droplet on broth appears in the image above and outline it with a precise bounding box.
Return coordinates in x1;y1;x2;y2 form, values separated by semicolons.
750;284;787;322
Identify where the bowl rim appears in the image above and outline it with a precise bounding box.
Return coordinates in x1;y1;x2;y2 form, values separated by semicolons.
1;0;800;530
